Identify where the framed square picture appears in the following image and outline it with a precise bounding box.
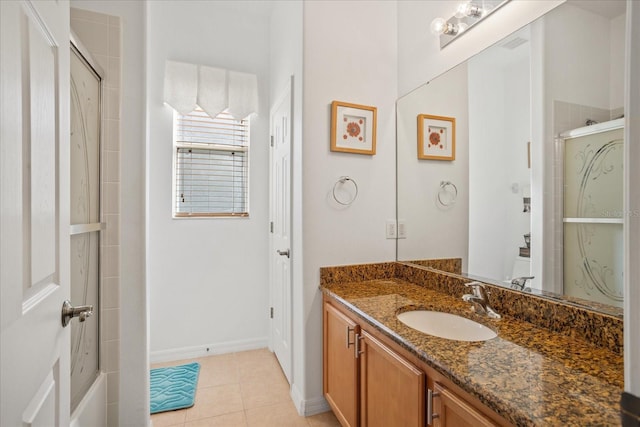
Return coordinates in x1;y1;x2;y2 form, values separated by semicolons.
331;101;377;155
417;114;455;160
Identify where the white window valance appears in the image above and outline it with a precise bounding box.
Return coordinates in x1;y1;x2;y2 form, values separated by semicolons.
163;60;258;120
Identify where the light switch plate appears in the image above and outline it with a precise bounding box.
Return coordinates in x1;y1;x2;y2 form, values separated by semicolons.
398;220;407;239
386;220;397;239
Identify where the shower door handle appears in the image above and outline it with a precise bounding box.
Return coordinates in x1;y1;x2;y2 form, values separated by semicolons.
61;300;94;327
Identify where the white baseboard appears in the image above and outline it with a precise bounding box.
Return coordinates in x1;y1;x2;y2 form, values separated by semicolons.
303;395;331;416
149;337;269;363
290;384;330;417
291;384;305;414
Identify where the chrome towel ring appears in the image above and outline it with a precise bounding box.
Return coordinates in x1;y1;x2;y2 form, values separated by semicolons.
333;176;359;206
437;181;458;206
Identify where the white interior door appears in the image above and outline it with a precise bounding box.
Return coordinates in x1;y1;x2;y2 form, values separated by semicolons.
269;77;293;384
1;1;71;425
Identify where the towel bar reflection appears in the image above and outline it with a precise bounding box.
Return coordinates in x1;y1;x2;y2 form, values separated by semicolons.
333;176;359;206
437;181;458;206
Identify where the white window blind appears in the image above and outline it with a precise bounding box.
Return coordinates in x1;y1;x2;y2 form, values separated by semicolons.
174;108;249;217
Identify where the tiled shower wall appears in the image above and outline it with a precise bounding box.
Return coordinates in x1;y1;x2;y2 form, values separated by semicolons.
553;99;621;135
71;8;121;426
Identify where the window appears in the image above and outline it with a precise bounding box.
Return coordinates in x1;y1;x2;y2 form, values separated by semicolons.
174;107;249;217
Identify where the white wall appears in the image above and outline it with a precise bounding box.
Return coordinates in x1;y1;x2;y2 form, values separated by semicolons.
468;40;531;283
270;2;303;105
544;4;615;110
611;13;626;111
396;64;469;267
502;57;533;279
69;0;148;425
146;1;271;359
301;0;398;410
269;0;306;411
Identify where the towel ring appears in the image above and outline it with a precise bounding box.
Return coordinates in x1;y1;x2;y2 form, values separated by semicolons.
437;181;458;206
333;176;358;206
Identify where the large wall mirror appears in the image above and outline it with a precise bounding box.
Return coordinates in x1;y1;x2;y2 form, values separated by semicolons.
397;0;626;317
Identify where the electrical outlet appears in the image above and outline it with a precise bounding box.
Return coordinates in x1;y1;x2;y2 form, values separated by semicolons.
386;220;397;239
397;220;407;239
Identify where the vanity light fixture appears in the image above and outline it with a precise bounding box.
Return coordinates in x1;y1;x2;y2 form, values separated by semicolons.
431;0;511;49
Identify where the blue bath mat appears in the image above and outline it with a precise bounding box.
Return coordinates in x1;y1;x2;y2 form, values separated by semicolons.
150;362;200;414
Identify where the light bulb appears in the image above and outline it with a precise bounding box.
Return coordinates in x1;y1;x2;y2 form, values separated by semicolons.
455;2;470;18
455;2;483;18
430;18;459;35
468;3;484;17
430;17;447;35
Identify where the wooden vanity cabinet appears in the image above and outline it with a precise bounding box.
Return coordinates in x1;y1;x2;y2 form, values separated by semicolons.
323;300;425;427
323;297;507;427
323;301;360;427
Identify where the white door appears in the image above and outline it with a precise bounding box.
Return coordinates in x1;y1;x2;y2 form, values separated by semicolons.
1;1;71;425
269;77;293;383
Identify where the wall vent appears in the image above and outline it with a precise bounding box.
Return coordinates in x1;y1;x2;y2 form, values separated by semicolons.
501;37;528;50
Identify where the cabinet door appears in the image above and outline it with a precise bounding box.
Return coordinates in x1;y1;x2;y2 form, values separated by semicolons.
324;302;359;427
360;331;425;427
434;382;498;427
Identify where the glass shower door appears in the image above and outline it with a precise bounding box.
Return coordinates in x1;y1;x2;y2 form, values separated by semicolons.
70;43;102;410
563;124;624;308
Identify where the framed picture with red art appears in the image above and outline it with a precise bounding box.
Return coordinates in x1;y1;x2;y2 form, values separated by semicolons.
330;101;377;155
417;114;455;160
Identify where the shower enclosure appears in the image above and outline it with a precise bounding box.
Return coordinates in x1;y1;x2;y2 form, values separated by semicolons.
70;38;103;411
562;118;624;308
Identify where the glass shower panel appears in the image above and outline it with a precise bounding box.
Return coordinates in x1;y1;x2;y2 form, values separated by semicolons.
70;45;102;410
70;232;100;407
563;126;623;307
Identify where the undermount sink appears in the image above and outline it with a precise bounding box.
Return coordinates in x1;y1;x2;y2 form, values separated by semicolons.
396;310;497;342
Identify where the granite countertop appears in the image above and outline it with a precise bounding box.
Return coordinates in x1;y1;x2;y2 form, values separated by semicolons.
321;278;624;426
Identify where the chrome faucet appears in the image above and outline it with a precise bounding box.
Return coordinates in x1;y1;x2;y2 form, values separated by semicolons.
510;276;534;291
462;282;501;319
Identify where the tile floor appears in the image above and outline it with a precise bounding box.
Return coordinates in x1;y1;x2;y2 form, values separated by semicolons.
150;348;341;427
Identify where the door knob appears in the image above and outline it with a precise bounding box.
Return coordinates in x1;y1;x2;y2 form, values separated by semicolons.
61;300;93;327
277;249;290;258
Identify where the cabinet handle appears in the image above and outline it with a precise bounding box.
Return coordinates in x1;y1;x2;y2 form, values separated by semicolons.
346;326;355;348
427;388;440;425
354;334;365;358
